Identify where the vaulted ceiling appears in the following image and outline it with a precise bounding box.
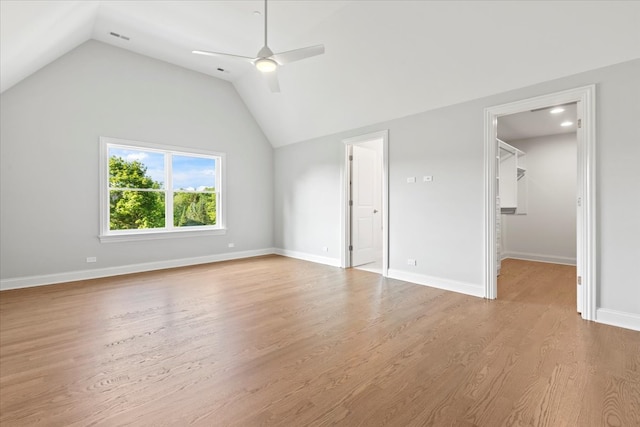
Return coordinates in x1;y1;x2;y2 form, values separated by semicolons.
2;1;639;147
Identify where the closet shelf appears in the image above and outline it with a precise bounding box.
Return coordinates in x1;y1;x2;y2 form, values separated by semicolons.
497;138;527;213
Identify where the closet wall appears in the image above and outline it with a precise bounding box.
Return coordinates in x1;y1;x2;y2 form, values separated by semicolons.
502;133;577;265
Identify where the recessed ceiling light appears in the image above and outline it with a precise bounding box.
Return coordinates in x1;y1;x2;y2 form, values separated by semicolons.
561;121;573;127
550;107;565;114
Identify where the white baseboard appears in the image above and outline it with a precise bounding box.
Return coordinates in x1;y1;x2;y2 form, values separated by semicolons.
596;308;640;332
502;251;576;266
387;269;484;298
273;248;341;267
0;248;276;291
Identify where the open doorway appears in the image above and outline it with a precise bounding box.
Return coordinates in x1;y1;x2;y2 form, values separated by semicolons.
341;130;389;276
496;103;578;308
484;86;596;321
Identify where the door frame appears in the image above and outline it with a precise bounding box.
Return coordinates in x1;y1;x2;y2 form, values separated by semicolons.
483;85;597;321
341;130;389;276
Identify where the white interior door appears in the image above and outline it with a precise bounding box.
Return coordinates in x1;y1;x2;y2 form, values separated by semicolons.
576;101;583;314
496;140;502;275
352;144;377;266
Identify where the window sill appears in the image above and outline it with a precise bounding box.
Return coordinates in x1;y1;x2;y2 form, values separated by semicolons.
99;227;227;243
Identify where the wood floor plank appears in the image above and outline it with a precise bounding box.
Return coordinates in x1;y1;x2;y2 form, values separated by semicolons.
1;256;639;426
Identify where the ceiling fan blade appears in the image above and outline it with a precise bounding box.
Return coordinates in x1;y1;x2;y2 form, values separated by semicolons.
272;44;325;65
265;71;280;93
192;50;255;62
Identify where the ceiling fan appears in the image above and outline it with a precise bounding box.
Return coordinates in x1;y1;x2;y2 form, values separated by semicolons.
193;0;325;93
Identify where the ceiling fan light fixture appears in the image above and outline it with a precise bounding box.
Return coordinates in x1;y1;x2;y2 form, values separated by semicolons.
193;0;323;92
255;58;277;72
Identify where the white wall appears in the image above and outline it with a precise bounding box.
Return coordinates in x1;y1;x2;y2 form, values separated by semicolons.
0;40;274;285
276;103;486;292
502;134;577;264
274;137;342;261
273;58;640;318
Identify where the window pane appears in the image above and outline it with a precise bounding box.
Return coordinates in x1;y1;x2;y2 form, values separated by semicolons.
110;190;165;230
172;155;216;191
173;192;217;227
109;148;165;189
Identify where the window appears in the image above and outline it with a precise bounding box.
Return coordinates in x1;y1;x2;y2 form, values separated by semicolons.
99;137;225;242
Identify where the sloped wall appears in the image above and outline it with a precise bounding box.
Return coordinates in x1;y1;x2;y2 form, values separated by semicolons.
0;40;274;285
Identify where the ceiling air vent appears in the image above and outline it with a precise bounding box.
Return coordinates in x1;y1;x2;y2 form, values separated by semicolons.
109;32;130;41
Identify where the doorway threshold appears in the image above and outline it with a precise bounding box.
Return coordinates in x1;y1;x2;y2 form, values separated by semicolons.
354;258;383;274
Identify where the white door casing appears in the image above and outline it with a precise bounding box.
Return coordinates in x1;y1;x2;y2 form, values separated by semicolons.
341;130;389;276
484;85;596;321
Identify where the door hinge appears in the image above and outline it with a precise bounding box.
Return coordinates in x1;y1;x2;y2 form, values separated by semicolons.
349;200;353;206
577;276;582;285
577;197;582;207
349;155;353;161
577;119;582;129
349;245;353;251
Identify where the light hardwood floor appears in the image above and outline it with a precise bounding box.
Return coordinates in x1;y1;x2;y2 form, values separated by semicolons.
1;256;639;426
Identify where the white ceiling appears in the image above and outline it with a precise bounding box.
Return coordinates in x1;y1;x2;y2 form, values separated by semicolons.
2;1;640;147
498;103;577;142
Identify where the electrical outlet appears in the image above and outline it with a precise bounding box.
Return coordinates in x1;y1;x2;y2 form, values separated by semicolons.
407;259;417;266
407;177;416;183
322;246;328;252
228;243;235;248
86;257;97;263
423;175;433;182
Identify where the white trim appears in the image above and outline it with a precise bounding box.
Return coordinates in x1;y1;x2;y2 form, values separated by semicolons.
99;136;226;239
100;136;227;158
341;145;350;269
341;130;390;276
387;269;484;298
502;252;576;266
596;308;640;332
273;248;341;267
0;248;275;291
484;85;597;321
99;227;227;243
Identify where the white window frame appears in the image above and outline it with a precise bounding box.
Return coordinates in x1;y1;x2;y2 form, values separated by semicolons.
99;136;226;243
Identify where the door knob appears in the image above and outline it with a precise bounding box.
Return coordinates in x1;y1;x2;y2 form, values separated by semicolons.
373;209;379;214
